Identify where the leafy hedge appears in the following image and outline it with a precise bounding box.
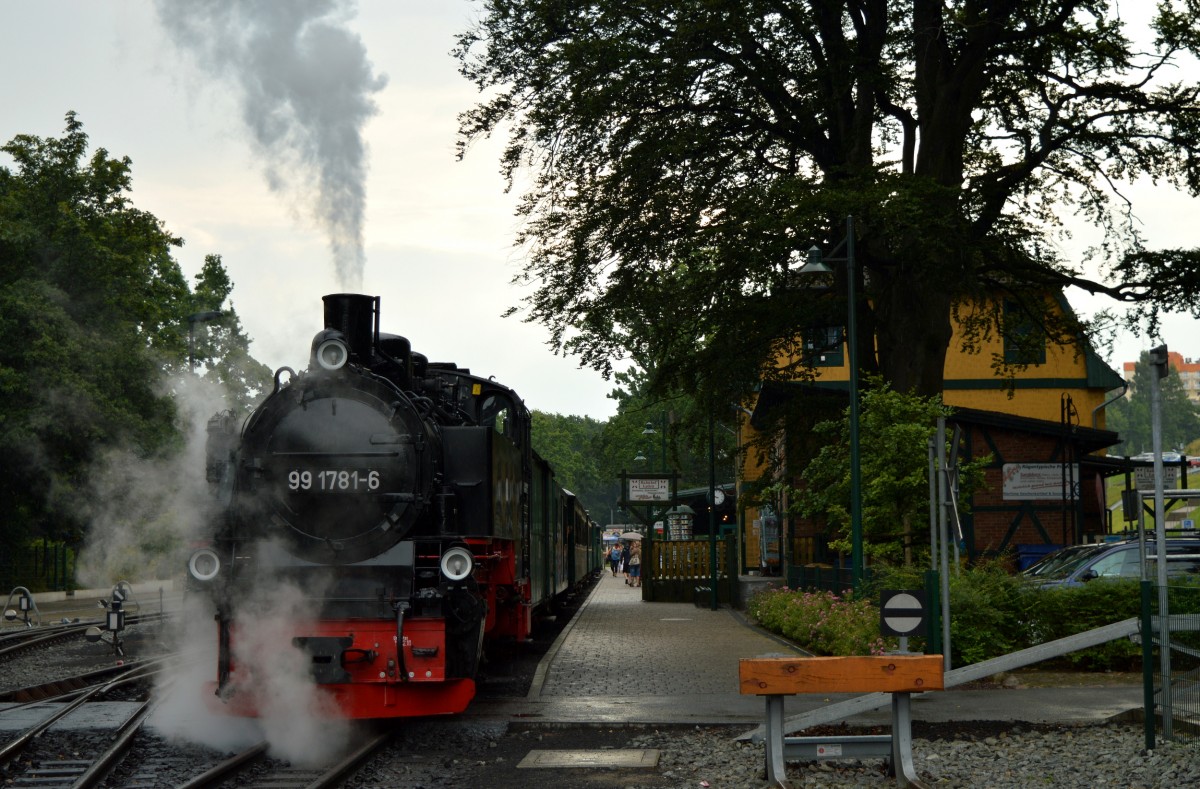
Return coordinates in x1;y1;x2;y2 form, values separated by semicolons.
747;566;1200;671
746;588;886;657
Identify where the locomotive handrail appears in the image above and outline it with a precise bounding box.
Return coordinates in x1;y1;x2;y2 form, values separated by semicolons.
272;365;296;393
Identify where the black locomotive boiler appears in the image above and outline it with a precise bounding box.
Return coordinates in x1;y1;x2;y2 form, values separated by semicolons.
188;293;599;718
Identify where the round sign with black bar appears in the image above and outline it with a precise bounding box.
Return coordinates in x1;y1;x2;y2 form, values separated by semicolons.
879;589;928;638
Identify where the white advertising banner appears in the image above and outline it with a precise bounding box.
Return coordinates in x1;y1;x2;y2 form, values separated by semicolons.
1001;463;1080;500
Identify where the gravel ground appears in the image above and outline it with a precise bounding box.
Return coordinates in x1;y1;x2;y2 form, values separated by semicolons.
329;718;1200;789
5;590;1200;787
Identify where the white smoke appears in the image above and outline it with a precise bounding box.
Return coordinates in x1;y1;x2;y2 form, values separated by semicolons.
224;568;353;765
75;373;229;587
154;0;387;290
148;592;262;753
150;548;355;766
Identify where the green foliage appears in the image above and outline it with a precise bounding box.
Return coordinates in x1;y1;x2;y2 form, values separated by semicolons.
531;410;608;519
187;254;272;411
1106;352;1200;455
776;377;990;566
1025;581;1144;670
0;114;268;550
753;563;1159;671
0;115;188;544
532;366;738;526
746;586;885;657
944;562;1031;667
457;2;1200;405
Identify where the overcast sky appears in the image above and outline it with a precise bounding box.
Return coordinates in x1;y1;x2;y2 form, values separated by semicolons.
3;2;1198;422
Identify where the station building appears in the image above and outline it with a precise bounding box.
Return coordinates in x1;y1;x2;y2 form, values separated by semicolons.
736;293;1137;582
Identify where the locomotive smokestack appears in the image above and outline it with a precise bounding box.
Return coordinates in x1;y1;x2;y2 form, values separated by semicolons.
322;293;378;363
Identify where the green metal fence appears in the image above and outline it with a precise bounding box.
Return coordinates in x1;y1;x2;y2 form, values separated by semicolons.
786;564;876;595
0;541;76;593
1140;581;1200;747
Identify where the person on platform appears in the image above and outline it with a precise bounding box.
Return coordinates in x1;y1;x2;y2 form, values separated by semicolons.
628;542;642;588
607;543;620;576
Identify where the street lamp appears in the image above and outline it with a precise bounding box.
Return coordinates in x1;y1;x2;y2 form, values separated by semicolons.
188;310;224;374
799;215;862;593
642;415;667;472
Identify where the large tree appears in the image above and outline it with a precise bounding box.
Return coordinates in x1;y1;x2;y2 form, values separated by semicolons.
0;114;268;555
455;1;1200;405
188;253;273;412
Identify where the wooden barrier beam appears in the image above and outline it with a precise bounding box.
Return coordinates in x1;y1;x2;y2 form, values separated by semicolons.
739;655;945;789
739;655;944;695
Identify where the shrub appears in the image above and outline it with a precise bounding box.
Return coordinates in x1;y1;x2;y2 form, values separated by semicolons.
1023;579;1142;670
748;563;1177;672
746;586;885;656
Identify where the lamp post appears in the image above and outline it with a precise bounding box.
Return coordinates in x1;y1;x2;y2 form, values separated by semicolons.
708;409;719;609
187;310;223;374
800;215;862;593
642;414;667;472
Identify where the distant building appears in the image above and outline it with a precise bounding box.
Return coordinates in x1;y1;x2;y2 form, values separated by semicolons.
1123;351;1200;404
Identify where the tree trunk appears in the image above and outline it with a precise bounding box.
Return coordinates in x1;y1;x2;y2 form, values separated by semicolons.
871;269;955;397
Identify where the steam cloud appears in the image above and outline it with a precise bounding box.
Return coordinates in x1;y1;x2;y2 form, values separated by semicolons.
74;374;354;764
76;374;228;588
154;0;387;290
151;568;353;766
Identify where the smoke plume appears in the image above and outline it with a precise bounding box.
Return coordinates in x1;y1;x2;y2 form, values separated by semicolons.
154;0;386;290
75;374;228;588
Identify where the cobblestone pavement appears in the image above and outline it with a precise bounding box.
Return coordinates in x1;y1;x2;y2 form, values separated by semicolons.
534;571;800;698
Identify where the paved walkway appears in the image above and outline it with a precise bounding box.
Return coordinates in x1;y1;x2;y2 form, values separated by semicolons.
534;570;797;698
468;570;1146;728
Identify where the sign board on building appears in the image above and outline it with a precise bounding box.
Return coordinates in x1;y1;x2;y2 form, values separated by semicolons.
626;475;673;504
1001;463;1080;500
1134;465;1180;491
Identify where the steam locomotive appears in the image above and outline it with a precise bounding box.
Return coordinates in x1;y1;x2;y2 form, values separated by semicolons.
188;294;600;718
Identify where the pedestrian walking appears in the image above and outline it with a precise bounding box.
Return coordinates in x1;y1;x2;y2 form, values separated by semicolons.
607;543;620;576
628;542;642;588
620;542;631;584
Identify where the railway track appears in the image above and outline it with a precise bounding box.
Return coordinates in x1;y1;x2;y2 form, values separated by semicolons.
170;731;392;789
1;652;391;789
0;661;156;788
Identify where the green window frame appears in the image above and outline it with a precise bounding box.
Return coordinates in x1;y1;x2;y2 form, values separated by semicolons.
806;325;844;367
1002;301;1047;365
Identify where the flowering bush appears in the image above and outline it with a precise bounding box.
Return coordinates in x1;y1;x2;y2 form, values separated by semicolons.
746;586;887;656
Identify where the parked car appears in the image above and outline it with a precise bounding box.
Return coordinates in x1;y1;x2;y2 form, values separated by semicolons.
1021;537;1200;588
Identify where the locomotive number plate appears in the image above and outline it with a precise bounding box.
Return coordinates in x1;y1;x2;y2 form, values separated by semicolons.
287;469;381;492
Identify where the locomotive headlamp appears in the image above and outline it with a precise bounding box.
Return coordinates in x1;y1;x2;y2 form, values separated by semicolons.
188;547;222;583
316;336;350;371
440;546;474;582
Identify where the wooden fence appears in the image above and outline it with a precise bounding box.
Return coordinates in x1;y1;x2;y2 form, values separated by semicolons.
643;535;737;605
